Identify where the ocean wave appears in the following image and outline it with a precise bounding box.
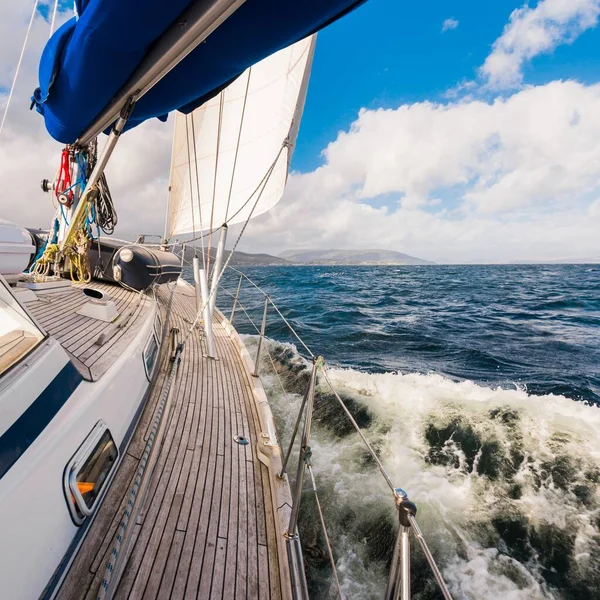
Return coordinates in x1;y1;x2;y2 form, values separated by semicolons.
244;335;600;600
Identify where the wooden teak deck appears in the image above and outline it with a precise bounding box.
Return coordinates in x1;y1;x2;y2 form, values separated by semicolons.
22;281;150;381
55;282;289;599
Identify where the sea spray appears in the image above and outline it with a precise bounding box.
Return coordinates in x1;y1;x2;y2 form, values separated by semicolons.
243;335;600;600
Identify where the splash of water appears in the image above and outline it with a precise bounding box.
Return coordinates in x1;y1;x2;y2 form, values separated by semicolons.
245;336;600;600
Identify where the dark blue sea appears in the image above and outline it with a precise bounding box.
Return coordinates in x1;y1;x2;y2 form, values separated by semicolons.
213;264;600;599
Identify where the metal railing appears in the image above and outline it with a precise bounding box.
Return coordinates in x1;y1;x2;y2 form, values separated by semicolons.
179;254;454;600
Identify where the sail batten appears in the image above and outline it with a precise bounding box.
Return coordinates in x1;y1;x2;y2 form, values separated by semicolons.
168;35;316;239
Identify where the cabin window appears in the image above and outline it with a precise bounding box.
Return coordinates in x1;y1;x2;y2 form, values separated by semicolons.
0;279;45;376
143;333;159;380
64;421;118;525
154;311;162;340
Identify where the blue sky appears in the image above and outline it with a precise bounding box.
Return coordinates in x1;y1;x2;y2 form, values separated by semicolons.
294;0;600;172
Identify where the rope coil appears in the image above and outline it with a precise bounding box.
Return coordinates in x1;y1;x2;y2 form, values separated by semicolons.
29;141;117;281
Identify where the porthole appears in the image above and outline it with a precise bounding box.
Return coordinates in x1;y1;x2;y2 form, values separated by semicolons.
64;421;118;526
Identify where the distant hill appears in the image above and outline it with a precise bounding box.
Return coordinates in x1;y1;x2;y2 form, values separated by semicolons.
511;257;600;265
279;248;434;265
179;246;434;266
182;246;290;266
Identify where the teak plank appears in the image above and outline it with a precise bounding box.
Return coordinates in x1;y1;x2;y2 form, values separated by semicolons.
55;283;283;600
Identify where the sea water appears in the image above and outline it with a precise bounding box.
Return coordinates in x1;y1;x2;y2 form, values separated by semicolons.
211;264;600;599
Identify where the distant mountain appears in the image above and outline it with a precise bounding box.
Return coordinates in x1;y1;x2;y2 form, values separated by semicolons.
182;246;290;266
279;248;434;265
178;246;434;266
225;249;291;266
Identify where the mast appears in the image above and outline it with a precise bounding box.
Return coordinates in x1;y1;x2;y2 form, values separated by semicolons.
163;121;178;246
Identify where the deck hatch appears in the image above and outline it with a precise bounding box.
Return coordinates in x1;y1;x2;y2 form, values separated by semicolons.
64;421;118;526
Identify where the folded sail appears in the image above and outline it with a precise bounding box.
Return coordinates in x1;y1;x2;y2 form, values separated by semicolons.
33;0;365;143
168;35;315;237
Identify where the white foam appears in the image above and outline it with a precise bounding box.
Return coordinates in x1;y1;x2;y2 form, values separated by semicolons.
250;336;600;598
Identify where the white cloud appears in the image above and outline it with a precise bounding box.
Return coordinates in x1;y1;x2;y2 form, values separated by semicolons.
481;0;600;89
237;80;600;263
442;18;459;33
314;80;600;215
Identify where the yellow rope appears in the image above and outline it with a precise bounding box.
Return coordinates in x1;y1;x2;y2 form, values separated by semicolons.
32;243;60;281
33;230;91;284
65;230;91;284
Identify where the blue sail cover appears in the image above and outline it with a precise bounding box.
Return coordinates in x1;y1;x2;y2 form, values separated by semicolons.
32;0;365;143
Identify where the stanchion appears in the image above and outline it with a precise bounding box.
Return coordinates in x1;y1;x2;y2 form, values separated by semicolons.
199;267;216;358
252;296;269;377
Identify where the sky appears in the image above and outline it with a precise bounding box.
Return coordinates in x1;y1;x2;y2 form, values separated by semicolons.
1;0;600;263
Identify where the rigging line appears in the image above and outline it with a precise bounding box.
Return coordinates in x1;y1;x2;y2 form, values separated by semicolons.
49;0;59;37
224;67;251;222
207;92;225;278
224;263;315;358
163;114;178;243
226;290;292;410
221;286;290;397
0;0;39;139
225;144;285;224
307;464;344;600
182;142;287;246
407;514;454;600
189;112;207;270
268;298;315;359
321;366;396;494
184;114;199;261
181;142;282;345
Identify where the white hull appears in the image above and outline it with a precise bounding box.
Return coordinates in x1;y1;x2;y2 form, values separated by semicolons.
0;280;159;599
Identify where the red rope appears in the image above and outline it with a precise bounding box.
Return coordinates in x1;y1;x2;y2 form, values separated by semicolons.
56;148;73;207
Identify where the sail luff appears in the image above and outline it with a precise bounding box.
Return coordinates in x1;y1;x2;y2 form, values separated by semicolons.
286;35;317;172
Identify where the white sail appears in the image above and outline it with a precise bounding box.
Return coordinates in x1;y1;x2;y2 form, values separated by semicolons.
167;35;316;238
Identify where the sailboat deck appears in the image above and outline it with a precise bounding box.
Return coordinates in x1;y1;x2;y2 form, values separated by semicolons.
22;281;150;381
55;282;284;600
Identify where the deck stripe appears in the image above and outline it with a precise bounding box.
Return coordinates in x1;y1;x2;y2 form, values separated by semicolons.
0;361;83;480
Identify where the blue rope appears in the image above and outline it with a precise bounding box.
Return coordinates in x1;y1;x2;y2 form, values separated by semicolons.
84;198;97;240
59;203;70;226
50;217;59;244
27;218;59;272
